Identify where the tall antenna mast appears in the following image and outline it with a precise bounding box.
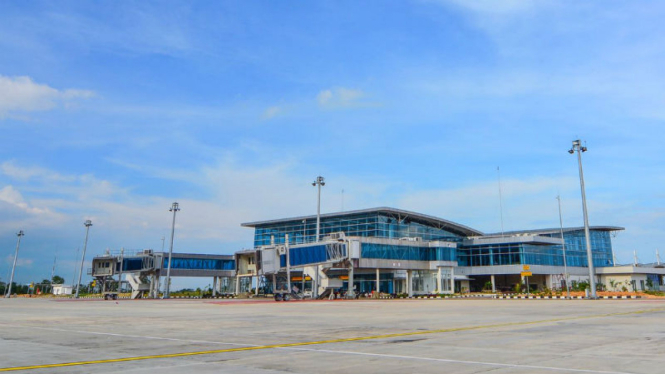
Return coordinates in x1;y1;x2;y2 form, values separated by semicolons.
51;253;57;282
497;166;505;237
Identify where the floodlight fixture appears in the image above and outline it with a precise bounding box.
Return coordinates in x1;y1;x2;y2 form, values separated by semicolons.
164;202;180;299
569;139;597;299
75;220;93;298
4;230;24;298
312;176;325;242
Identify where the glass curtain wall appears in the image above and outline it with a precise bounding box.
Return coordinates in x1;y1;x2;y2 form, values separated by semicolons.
253;212;465;247
361;243;456;262
163;258;235;270
459;230;614;268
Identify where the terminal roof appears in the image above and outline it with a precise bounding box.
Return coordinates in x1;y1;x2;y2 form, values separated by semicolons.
241;207;484;237
483;226;625;238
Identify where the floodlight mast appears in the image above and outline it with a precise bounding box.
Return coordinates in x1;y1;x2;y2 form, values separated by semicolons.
164;202;180;299
75;221;93;299
569;140;597;299
312;176;325;242
5;230;24;298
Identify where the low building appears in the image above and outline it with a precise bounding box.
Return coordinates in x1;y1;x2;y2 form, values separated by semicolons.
52;284;73;295
597;265;665;292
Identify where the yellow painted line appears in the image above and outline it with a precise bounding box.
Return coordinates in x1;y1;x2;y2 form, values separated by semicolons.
1;307;663;372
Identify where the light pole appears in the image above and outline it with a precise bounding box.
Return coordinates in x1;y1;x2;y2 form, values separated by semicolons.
312;176;325;242
164;202;180;299
5;230;24;298
75;220;93;299
556;195;571;299
569;140;597;299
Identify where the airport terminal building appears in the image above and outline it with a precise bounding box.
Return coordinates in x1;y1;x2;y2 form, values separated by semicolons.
236;207;625;297
92;207;665;298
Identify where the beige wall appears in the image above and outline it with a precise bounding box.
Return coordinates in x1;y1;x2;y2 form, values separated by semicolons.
600;274;649;291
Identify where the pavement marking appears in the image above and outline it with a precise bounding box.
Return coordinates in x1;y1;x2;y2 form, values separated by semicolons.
1;307;663;372
287;348;639;374
0;325;257;348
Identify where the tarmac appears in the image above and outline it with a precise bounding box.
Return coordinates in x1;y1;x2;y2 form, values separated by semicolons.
1;297;664;373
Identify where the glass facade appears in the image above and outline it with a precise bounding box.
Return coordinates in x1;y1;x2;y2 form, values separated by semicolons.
163;257;235;271
459;230;615;268
288;243;347;266
121;258;144;271
253;212;465;247
249;209;619;270
361;243;456;262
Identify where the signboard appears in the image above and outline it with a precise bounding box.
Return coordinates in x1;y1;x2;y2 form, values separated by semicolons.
521;271;532;277
522;265;530;271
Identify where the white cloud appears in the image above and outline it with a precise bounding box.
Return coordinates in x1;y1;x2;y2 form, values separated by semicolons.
317;87;370;109
0;75;93;118
0;161;68;182
0;185;51;215
261;105;282;120
440;0;539;15
3;254;33;268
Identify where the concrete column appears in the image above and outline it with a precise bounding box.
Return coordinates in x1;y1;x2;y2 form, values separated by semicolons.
285;235;291;295
376;268;380;296
313;264;319;299
491;274;496;293
150;274;159;298
407;270;413;297
255;276;260;296
450;267;455;293
437;267;442;293
235;276;240;295
155;275;160;298
302;268;306;294
212;276;217;297
272;274;277;295
347;264;355;298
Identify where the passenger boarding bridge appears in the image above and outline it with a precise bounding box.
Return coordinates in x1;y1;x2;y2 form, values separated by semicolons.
91;250;235;298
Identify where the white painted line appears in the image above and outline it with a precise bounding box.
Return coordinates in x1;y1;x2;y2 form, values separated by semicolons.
0;322;645;374
283;347;638;374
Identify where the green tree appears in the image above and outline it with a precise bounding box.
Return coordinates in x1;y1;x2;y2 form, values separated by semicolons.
52;275;65;284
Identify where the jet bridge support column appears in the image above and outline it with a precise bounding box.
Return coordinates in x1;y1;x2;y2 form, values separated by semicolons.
437;267;442;294
347;264;355;299
212;276;218;297
149;274;160;298
375;268;380;296
286;234;291;294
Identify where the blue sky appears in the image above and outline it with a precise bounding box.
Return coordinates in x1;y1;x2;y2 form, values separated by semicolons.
1;1;664;288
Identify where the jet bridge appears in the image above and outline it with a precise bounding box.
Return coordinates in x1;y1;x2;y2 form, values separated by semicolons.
250;233;356;300
91;250;236;298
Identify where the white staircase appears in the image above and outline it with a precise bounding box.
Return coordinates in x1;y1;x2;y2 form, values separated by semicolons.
303;265;343;299
125;274;150;299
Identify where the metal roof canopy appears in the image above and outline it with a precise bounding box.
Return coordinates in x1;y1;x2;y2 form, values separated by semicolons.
483;226;625;237
241;207;484;237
